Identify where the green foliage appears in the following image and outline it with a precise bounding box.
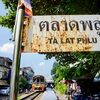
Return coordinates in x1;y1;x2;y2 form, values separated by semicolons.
0;11;15;30
55;84;67;94
51;63;72;81
19;76;29;89
17;97;20;100
74;52;100;77
51;62;60;80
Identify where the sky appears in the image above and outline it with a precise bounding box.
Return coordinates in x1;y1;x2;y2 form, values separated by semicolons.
0;1;56;79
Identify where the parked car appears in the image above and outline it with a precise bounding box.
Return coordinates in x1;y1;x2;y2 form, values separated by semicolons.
0;86;10;95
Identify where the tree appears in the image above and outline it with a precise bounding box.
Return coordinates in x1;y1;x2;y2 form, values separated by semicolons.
19;76;29;90
74;52;100;77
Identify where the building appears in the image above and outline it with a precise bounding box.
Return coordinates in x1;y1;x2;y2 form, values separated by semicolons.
0;57;12;68
0;56;12;86
19;67;35;85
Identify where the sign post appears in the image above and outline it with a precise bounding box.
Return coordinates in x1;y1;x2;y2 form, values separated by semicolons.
9;5;24;100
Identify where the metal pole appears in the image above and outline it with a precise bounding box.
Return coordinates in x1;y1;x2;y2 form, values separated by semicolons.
12;0;20;41
9;5;24;100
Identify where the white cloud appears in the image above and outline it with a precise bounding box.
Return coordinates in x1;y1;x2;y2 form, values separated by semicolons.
39;62;45;67
0;43;14;54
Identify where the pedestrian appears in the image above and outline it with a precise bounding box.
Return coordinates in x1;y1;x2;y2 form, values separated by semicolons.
66;84;72;100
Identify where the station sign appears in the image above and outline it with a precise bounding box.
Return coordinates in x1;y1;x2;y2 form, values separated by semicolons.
21;15;100;52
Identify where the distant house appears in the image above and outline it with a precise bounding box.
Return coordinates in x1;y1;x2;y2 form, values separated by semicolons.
19;67;35;85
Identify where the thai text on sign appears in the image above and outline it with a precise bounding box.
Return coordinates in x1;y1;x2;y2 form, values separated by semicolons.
21;15;100;52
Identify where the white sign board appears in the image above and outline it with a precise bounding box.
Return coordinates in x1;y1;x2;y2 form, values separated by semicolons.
21;15;100;52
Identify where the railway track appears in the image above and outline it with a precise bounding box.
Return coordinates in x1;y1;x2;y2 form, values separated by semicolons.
34;92;44;100
20;91;43;100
